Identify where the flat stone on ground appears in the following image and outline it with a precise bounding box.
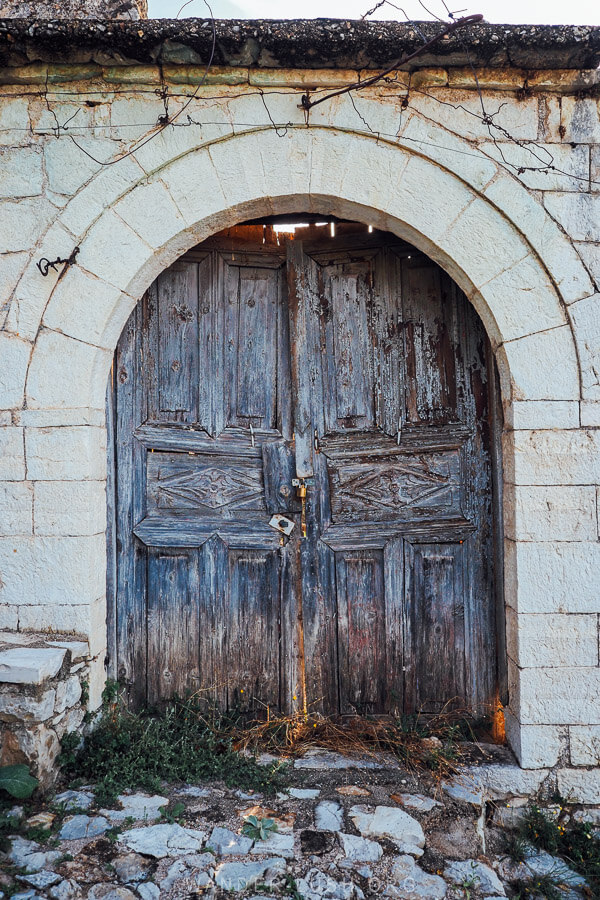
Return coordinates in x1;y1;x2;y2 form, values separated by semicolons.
315;800;344;831
54;790;94;811
294;748;397;770
111;853;152;884
59;815;110;841
16;872;61;889
444;859;506;896
289;788;321;799
136;885;159;900
214;857;286;891
442;775;483;806
87;886;137;900
120;823;206;858
101;794;168;823
349;805;425;855
8;837;62;872
338;832;383;862
250;831;295;857
388;854;447;899
209;826;253;855
391;793;440;812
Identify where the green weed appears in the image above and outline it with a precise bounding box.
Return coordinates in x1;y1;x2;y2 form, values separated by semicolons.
60;691;286;805
242;814;278;841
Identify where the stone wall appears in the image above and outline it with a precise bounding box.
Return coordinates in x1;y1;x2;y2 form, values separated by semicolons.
0;31;598;789
0;0;147;18
0;633;96;786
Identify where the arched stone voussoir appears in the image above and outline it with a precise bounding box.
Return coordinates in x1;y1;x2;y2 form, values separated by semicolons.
26;329;112;411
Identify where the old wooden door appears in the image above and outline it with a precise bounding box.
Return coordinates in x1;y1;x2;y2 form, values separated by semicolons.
109;223;501;716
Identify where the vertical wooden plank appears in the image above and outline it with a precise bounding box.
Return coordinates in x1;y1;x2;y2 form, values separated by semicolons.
328;264;374;426
105;362;117;681
157;263;199;421
196;254;215;434
401;258;458;425
114;298;148;707
147;550;200;705
235;267;279;427
336;549;386;715
226;547;281;711
403;541;466;713
287;240;314;478
371;249;404;438
197;535;228;710
384;536;404;715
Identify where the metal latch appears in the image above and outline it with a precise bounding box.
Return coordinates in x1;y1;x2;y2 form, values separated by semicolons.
269;514;295;536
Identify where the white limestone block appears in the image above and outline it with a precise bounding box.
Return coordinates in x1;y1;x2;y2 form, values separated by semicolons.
0;98;31;147
43;266;135;352
34;481;106;536
159;150;226;229
560;97;600;143
506;609;598;668
500;326;579;401
569;292;600;399
441;197;530;290
482;140;590;192
59;153;146;237
480;254;565;342
513;665;600;726
0;251;28;313
581;401;600;426
25;426;106;481
16;409;105;427
44;136;103;196
0;646;66;684
0;333;31;410
0;604;18;629
0;481;33;536
26;330;112;411
505;484;597;541
506;429;600;485
544;193;600;243
485;174;595;305
0;197;57;254
557;769;600;805
46;640;89;661
507;400;579;430
570;725;600;766
76;209;154;292
0;534;105;607
0;426;25;480
113;179;187;251
575;241;600;287
505;540;600;614
398;110;498;191
504;710;563;769
0;147;43;198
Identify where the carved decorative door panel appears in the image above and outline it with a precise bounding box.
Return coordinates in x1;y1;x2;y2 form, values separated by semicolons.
110;224;501;716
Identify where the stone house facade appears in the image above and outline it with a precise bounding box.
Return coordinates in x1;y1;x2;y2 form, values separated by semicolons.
0;5;600;793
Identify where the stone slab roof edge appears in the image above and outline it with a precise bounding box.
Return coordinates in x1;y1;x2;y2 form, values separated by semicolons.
0;18;598;70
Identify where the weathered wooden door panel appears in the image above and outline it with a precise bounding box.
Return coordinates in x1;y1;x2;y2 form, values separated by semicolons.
112;224;500;717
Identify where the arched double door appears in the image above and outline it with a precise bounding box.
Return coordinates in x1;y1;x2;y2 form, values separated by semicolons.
109;222;502;716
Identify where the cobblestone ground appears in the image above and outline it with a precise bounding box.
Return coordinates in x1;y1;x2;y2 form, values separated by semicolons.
1;745;597;900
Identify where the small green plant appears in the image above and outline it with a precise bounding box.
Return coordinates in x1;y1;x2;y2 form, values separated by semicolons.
242;814;278;841
516;804;600;896
59;693;286;804
0;765;38;800
513;874;563;900
159;801;186;824
80;679;89;708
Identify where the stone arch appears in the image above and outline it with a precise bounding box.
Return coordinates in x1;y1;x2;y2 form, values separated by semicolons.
25;125;582;418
